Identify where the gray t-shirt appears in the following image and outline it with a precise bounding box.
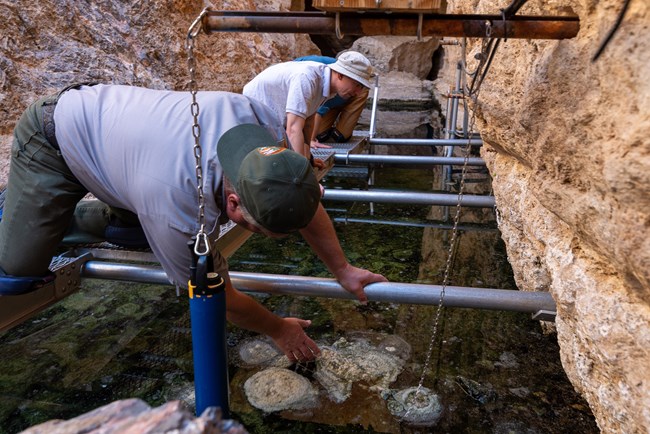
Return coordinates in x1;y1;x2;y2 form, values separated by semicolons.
243;60;332;125
54;84;285;287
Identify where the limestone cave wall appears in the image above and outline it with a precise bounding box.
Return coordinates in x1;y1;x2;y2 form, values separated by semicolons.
440;1;649;432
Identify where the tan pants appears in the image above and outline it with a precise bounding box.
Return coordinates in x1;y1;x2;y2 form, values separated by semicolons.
304;88;369;142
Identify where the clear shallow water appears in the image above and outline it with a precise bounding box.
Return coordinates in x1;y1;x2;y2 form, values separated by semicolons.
0;167;597;433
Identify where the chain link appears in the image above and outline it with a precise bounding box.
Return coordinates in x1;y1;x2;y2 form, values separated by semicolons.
186;8;211;256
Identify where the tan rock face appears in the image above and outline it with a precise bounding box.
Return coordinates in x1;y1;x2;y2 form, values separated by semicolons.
18;398;248;433
443;0;649;432
352;35;440;79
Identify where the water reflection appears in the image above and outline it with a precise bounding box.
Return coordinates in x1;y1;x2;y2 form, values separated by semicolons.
0;168;597;433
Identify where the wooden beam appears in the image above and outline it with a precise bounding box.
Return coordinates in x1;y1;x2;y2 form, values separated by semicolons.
312;0;447;13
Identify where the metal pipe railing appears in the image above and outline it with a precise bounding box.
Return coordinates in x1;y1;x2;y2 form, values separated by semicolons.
333;154;485;166
322;189;495;208
332;216;499;232
368;138;482;147
449;62;462;140
368;75;380;139
81;262;555;315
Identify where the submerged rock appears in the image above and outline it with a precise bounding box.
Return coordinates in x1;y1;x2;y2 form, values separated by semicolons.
244;367;318;413
384;386;443;426
377;334;412;361
231;337;291;369
455;375;497;404
314;334;409;403
239;332;411;412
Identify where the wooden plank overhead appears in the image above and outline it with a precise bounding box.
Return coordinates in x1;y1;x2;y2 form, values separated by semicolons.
312;0;447;13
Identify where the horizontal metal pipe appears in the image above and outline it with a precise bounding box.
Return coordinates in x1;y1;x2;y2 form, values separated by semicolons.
334;154;486;166
369;138;483;146
202;11;579;40
205;12;332;34
332;216;499;232
81;262;555;314
83;262;170;285
322;189;495;207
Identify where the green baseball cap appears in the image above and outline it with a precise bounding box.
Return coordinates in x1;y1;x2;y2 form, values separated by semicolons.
217;124;321;233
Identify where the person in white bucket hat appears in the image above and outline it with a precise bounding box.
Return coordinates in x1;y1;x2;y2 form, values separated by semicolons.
243;51;375;167
295;52;375;150
329;51;374;89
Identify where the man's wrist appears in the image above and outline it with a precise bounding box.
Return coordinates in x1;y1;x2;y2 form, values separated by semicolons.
331;261;352;279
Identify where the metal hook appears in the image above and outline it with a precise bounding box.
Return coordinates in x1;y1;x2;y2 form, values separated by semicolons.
193;230;210;256
187;6;211;41
335;12;345;39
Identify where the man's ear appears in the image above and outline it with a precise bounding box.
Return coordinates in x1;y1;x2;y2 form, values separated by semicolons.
226;193;240;214
225;193;242;221
225;193;255;231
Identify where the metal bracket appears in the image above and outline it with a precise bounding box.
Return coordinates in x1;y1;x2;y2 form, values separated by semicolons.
0;251;93;332
51;251;93;298
532;309;557;322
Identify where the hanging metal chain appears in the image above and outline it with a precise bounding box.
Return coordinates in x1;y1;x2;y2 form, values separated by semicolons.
408;108;478;403
404;24;493;418
186;7;211;256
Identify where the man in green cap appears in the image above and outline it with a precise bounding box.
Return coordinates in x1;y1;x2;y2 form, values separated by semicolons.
0;84;387;361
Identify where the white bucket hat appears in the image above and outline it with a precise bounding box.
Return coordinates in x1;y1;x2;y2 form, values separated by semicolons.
329;51;375;89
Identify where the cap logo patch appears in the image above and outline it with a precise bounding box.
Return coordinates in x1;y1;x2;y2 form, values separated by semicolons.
257;146;285;156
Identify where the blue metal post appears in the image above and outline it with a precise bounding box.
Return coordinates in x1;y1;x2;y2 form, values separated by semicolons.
188;250;229;417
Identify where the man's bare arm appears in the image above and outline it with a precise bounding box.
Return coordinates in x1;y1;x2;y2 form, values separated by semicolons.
224;273;320;361
299;204;388;303
286;113;309;158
